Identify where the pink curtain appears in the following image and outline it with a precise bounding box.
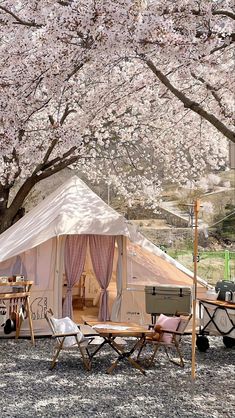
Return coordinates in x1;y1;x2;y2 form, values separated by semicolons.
89;235;115;321
63;235;88;319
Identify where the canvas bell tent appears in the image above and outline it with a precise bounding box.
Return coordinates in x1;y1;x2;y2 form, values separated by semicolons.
0;176;207;336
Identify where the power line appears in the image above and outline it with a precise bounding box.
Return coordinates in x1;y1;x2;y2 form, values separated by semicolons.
207;210;235;228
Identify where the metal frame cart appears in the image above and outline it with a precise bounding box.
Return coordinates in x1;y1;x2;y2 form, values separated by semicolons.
196;298;235;351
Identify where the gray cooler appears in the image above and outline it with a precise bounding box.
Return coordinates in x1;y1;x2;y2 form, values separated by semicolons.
145;285;192;316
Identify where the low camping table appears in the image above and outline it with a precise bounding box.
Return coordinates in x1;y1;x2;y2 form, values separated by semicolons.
198;298;235;340
84;320;153;375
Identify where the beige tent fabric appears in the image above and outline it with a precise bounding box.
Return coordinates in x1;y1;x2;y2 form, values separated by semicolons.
127;242;202;287
0;177;130;263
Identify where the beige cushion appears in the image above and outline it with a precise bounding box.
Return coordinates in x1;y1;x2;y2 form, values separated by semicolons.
50;316;86;348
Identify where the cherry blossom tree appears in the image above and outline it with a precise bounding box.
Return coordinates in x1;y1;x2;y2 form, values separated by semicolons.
0;0;234;233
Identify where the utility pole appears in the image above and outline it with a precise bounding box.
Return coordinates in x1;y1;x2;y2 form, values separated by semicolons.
191;199;200;381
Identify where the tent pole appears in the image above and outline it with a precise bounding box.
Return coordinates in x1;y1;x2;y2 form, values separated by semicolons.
55;235;63;318
191;199;200;381
122;236;127;290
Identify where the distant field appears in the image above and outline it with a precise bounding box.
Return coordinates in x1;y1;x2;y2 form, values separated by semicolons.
168;250;235;285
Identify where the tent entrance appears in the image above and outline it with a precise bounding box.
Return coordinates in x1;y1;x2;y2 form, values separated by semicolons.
62;235;118;322
63;271;118;324
62;273;100;322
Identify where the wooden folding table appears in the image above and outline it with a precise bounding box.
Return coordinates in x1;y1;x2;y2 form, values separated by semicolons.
84;320;153;374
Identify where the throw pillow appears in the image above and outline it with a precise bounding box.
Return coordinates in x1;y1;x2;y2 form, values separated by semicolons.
156;314;181;343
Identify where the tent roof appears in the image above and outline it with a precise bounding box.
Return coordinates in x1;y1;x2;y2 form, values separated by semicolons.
0;175;207;288
0;176;130;262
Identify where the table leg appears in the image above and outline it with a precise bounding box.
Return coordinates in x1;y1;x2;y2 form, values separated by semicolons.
106;337;146;375
88;338;108;359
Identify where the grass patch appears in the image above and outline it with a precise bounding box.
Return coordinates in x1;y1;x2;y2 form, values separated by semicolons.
168;250;235;285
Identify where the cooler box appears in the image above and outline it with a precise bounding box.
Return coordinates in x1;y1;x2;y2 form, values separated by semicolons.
145;285;192;315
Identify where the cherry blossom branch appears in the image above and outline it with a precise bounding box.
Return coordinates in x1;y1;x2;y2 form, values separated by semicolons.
212;10;235;20
190;72;229;118
210;42;234;55
60;104;77;125
66;62;85;81
142;57;235;143
36;153;80;181
39;138;58;169
57;1;73;6
123;144;139;170
24;99;52;123
34;104;77;173
41;146;77;171
0;5;43;28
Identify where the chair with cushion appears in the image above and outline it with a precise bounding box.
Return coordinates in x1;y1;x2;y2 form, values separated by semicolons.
45;309;92;370
137;313;192;368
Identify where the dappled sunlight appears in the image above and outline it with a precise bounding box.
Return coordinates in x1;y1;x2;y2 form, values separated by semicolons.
0;176;129;262
0;335;234;417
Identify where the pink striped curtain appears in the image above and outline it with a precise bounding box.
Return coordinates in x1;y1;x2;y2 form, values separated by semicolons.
89;235;115;321
63;235;88;319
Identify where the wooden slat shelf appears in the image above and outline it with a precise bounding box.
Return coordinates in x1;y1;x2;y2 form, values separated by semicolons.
0;281;35;345
0;280;33;287
0;292;30;299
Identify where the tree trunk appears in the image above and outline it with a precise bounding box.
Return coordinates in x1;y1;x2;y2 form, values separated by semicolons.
0;186;11;234
0;152;80;234
0;177;37;235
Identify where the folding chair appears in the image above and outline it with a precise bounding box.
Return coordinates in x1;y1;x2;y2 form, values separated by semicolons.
45;309;92;371
137;313;192;368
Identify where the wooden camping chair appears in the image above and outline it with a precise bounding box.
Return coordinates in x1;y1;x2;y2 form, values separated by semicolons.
45;309;92;371
137;313;192;368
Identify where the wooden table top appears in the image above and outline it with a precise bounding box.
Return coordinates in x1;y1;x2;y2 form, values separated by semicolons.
84;320;153;337
198;298;235;309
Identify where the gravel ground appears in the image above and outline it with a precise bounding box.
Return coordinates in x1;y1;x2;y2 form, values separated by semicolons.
0;336;234;418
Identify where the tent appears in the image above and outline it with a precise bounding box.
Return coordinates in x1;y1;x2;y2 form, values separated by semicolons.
0;176;208;336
